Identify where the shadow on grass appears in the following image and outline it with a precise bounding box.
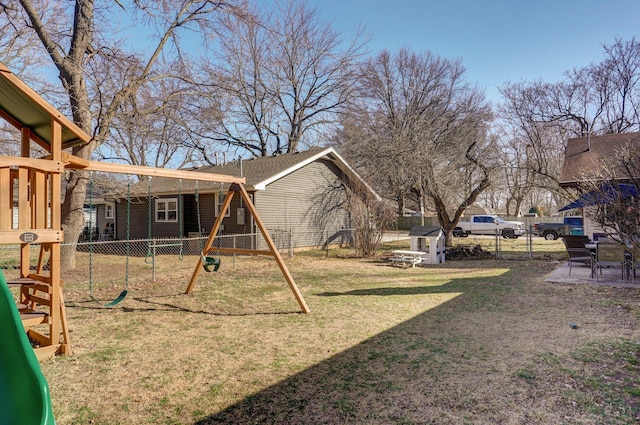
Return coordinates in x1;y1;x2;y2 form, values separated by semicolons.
66;294;302;317
316;285;457;297
193;268;524;425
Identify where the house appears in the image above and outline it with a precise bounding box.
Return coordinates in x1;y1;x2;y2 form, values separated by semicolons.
81;181;116;241
560;132;640;187
104;147;379;250
559;132;640;239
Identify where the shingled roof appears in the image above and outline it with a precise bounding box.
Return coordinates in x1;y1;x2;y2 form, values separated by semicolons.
125;147;379;199
559;132;640;187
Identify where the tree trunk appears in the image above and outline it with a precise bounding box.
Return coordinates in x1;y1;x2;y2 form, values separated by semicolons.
60;142;93;270
60;169;88;270
443;228;454;247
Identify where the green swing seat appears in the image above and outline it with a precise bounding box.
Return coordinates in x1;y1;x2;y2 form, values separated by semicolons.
202;256;221;272
91;289;128;307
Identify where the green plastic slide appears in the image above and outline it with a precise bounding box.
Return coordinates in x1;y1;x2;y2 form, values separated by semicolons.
0;270;56;425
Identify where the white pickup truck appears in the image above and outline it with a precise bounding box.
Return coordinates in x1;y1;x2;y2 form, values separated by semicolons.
453;215;526;239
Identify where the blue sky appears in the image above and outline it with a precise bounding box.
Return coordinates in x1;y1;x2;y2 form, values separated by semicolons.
304;0;640;104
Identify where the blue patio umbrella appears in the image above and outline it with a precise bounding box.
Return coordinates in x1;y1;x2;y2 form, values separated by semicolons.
559;183;638;211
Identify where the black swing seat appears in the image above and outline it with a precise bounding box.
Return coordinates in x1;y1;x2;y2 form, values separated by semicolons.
202;256;221;272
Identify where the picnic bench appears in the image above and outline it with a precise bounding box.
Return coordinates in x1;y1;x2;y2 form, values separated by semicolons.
390;250;425;268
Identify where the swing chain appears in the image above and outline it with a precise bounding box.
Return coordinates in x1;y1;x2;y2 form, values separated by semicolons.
145;176;153;263
195;181;203;252
88;172;94;297
124;179;131;291
178;178;184;260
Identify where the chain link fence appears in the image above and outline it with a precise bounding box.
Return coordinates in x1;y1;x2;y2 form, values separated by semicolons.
443;225;568;260
0;231;301;289
0;226;563;291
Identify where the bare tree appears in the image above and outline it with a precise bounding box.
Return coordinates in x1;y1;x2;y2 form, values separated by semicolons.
194;0;368;158
498;37;640;208
6;0;240;268
600;38;640;133
98;78;197;170
0;1;54;156
343;180;395;257
580;142;640;260
337;48;496;245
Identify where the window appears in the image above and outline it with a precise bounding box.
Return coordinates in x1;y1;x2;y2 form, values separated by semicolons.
105;203;114;219
155;198;178;222
216;192;231;217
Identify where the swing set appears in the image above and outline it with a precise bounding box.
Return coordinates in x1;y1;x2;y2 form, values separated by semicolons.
86;175;130;306
0;61;309;361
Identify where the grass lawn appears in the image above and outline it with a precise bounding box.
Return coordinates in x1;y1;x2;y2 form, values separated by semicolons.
20;240;640;424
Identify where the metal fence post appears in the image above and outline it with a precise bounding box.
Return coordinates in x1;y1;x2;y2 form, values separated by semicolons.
232;235;236;270
289;228;293;259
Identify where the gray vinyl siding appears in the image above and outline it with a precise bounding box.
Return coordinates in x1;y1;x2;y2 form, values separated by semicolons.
115;196;183;239
191;193;215;234
115;201;150;240
113;193;245;240
186;191;249;236
217;191;250;235
95;204;114;235
253;159;351;249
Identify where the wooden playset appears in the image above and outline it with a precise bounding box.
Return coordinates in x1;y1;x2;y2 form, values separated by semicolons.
0;62;309;361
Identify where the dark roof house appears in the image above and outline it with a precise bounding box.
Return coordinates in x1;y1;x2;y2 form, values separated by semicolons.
106;147;379;251
560;132;640;187
559;132;640;241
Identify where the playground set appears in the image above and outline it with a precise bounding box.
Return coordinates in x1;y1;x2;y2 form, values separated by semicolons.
0;59;309;425
0;60;310;423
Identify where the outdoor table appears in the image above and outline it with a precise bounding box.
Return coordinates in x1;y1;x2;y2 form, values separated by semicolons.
584;243;597;277
390;250;425;268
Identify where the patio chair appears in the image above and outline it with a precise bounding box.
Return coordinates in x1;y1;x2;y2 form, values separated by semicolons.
561;235;590;249
561;235;594;276
595;240;626;282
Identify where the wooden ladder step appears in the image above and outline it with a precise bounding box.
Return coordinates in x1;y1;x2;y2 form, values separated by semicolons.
33;345;61;362
5;277;37;288
20;310;48;328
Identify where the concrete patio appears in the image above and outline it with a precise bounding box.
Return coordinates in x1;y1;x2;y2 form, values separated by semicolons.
545;259;639;288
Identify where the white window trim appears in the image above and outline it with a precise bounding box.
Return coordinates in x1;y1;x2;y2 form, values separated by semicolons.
216;193;231;217
155;198;178;222
105;203;114;219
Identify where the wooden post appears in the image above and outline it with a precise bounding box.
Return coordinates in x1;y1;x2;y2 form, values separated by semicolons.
0;167;10;229
48;119;62;353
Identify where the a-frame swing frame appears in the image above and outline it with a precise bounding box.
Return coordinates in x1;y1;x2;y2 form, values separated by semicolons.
185;183;310;313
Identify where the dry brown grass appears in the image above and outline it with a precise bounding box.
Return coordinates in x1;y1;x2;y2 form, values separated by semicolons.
25;246;640;424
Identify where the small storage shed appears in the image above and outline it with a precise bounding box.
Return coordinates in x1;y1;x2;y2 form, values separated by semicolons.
409;226;446;264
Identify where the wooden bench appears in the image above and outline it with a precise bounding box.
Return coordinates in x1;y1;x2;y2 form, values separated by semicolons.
390;250;425;268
